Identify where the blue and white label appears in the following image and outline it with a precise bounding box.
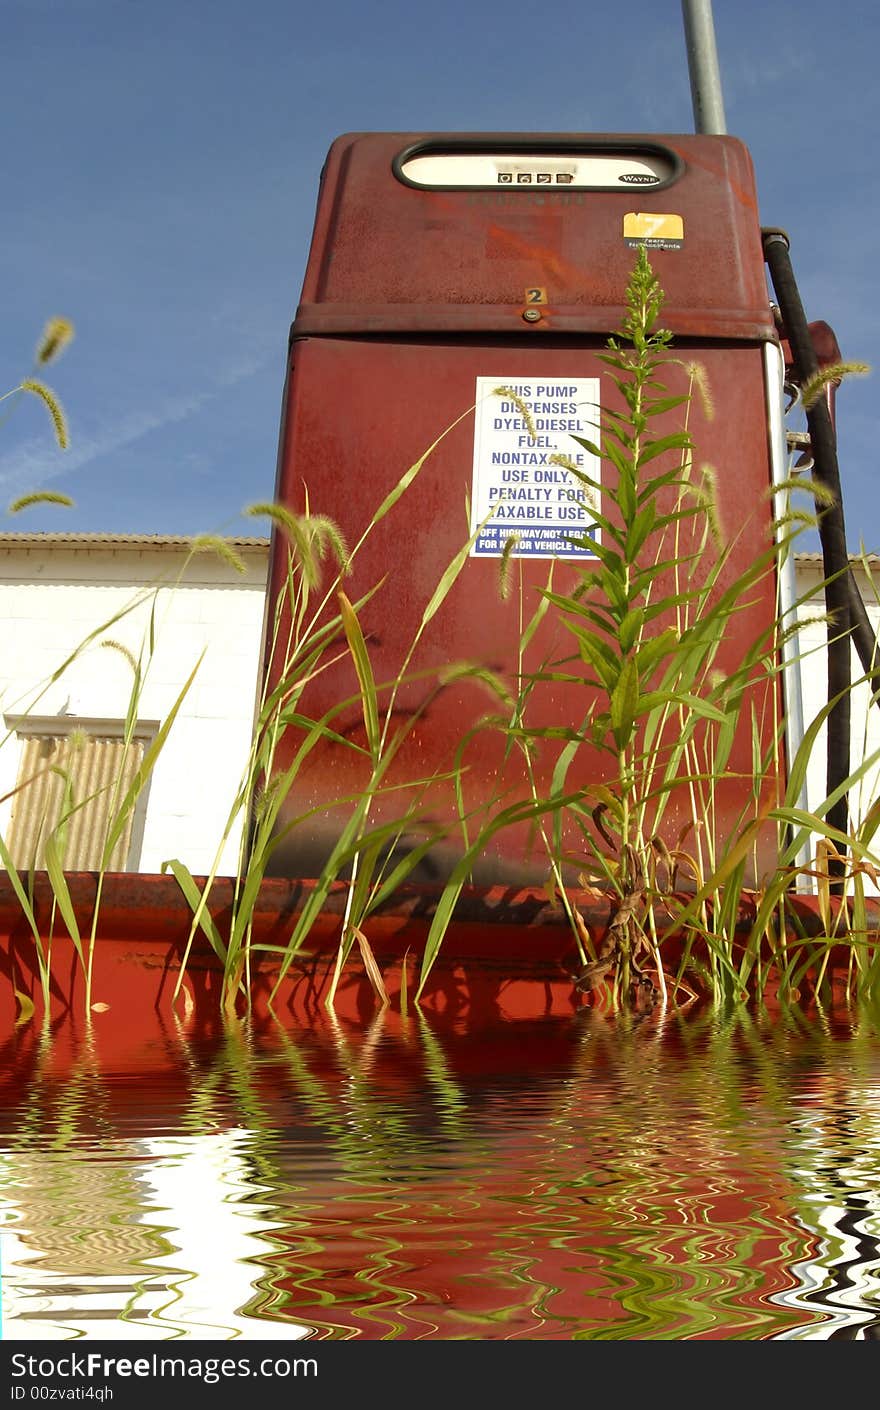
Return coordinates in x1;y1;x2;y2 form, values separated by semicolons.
470;377;601;558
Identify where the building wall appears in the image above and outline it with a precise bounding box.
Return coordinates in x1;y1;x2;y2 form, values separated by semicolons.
795;557;880;887
0;538;267;877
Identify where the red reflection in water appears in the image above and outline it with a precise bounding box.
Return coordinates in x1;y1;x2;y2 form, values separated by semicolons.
0;1003;849;1339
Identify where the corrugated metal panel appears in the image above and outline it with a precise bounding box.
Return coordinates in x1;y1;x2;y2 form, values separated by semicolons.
6;732;146;871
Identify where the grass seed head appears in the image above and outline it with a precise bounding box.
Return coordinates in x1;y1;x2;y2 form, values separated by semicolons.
190;535;247;574
100;639;139;673
8;490;75;513
493;386;536;443
799;360;869;410
19;379;69;449
498;533;520;601
36;317;75;366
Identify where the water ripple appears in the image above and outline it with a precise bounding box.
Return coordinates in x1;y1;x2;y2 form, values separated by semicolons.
3;1006;880;1337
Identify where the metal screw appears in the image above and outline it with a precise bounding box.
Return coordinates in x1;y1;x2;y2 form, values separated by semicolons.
522;308;542;323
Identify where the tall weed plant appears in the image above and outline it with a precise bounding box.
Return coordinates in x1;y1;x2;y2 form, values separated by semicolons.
415;249;880;1008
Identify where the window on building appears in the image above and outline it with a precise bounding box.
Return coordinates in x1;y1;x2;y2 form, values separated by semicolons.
3;720;157;872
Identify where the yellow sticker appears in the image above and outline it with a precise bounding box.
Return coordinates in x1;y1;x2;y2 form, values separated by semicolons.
623;212;684;250
524;286;548;305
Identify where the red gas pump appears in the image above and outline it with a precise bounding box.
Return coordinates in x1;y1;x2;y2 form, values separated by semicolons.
260;132;786;888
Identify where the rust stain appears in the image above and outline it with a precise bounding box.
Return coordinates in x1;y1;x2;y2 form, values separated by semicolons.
484;222;573;283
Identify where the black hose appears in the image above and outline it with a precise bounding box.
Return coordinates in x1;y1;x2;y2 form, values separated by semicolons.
763;229;858;862
764;236;878;676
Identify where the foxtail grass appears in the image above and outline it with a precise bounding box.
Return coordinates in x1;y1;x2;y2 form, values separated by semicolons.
164;398;512;1014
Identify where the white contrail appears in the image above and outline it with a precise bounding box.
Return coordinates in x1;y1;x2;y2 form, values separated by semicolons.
0;354;270;494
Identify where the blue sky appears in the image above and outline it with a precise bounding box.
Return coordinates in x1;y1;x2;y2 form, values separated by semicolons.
2;0;878;547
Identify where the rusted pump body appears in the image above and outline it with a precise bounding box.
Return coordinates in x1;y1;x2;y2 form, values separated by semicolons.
262;133;781;884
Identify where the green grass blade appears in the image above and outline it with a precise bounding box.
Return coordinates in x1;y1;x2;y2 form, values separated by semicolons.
101;652;205;867
43;832;84;969
161;857;228;964
338;591;380;760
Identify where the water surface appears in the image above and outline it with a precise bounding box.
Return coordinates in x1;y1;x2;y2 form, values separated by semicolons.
2;1002;879;1340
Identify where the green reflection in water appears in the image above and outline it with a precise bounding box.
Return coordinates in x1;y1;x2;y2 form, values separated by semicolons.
2;1001;880;1338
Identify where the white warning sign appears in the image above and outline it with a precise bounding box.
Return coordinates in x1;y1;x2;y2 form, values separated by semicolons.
470;377;601;558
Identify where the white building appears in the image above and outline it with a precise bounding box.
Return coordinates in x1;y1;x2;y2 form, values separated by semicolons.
794;552;880;866
0;534;267;877
0;533;877;883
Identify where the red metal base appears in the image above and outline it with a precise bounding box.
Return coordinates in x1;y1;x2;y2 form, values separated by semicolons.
1;872;877;1038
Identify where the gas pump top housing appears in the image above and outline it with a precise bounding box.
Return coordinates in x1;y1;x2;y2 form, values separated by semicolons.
293;131;775;344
